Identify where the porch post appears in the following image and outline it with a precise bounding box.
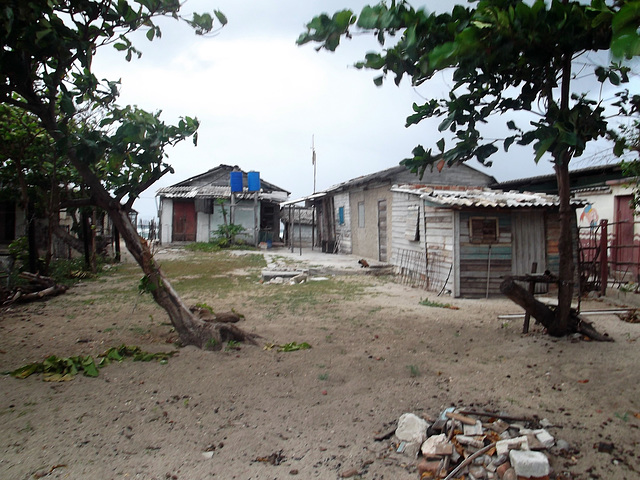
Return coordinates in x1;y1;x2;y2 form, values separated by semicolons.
600;219;608;297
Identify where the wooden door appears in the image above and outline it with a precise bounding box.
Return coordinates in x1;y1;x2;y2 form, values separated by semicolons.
512;211;546;293
378;199;388;262
614;195;634;275
172;201;196;242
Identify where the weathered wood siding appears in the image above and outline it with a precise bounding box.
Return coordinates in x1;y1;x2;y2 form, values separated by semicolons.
458;211;512;297
424;207;455;294
333;192;352;254
390;192;424;264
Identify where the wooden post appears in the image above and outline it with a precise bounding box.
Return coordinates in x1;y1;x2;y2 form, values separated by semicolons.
523;262;538;334
600;219;608;297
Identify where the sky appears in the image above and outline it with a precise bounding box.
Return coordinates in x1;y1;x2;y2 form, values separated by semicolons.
91;0;634;221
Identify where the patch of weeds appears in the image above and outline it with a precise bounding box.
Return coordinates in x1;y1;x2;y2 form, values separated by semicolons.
407;365;420;377
318;373;329;381
325;334;333;343
129;326;149;336
501;321;511;329
205;338;218;350
419;298;458;309
225;340;241;351
195;302;214;313
264;342;312;352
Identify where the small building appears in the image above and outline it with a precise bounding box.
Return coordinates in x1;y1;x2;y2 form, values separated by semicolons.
496;164;640;286
391;185;586;298
156;165;289;245
307;163;495;261
280;206;315;248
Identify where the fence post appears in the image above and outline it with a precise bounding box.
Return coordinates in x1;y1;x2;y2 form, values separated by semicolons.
600;219;608;296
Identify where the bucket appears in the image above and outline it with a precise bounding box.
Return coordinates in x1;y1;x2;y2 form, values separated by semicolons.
230;171;243;193
247;171;261;192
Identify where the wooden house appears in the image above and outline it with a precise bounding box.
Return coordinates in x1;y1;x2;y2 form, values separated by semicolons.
156;165;289;245
391;185;586;298
306;163;495;261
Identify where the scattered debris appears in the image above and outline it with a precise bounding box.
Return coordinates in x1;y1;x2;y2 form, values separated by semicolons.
2;272;68;305
386;407;567;479
255;450;285;465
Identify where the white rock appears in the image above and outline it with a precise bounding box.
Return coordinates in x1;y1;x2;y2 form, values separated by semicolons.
395;413;429;444
421;433;448;457
509;450;550;478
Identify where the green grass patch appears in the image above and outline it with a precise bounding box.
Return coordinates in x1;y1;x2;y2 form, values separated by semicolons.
419;298;458;309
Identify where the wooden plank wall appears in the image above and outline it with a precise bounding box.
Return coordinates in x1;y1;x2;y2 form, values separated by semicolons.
459;211;512;297
424;209;455;293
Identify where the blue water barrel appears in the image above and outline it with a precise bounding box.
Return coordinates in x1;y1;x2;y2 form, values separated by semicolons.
247;171;261;192
230;171;243;192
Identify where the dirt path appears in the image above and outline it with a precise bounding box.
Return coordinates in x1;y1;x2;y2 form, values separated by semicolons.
0;249;639;479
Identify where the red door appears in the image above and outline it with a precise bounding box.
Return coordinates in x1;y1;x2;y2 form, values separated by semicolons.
614;195;635;277
173;201;196;242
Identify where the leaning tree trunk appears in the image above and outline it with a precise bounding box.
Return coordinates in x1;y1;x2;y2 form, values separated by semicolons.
104;205;257;348
50;141;255;348
500;277;612;342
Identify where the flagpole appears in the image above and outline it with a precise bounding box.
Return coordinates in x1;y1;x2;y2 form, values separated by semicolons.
312;135;316;194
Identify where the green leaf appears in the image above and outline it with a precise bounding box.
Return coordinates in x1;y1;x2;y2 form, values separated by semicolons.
373;75;384;86
214;10;228;26
534;135;556;163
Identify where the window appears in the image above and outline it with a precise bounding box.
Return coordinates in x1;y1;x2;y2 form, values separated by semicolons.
470;217;498;243
358;202;365;228
338;206;345;225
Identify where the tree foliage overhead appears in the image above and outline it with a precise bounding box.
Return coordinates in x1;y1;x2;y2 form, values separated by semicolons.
298;0;639;177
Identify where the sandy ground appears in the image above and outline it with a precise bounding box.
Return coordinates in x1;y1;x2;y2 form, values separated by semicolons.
0;247;639;480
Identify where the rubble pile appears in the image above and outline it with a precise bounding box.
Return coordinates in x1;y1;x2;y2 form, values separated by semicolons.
394;408;560;480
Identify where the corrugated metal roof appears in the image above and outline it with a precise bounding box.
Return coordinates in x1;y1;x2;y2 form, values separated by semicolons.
156;185;287;202
391;185;588;208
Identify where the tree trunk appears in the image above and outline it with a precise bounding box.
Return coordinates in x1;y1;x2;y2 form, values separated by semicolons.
500;277;612;341
554;161;575;337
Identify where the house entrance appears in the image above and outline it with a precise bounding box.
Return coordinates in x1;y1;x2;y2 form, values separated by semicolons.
172;201;196;242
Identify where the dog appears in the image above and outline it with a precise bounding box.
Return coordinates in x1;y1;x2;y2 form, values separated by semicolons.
358;259;370;268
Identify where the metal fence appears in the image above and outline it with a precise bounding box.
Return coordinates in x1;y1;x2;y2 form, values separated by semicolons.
578;219;640;295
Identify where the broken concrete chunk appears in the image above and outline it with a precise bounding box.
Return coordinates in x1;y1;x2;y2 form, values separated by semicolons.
534;429;555;449
421;433;453;458
395;413;429;444
469;464;488;480
509;450;550;478
464;419;484;436
495;436;529;456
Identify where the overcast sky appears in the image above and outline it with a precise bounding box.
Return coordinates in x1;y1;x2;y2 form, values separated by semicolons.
92;0;631;221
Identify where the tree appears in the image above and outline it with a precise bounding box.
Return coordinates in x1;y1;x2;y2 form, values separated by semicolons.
298;0;639;338
0;1;254;348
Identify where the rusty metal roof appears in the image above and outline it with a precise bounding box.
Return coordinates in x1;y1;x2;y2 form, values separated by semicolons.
391;185;588;208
